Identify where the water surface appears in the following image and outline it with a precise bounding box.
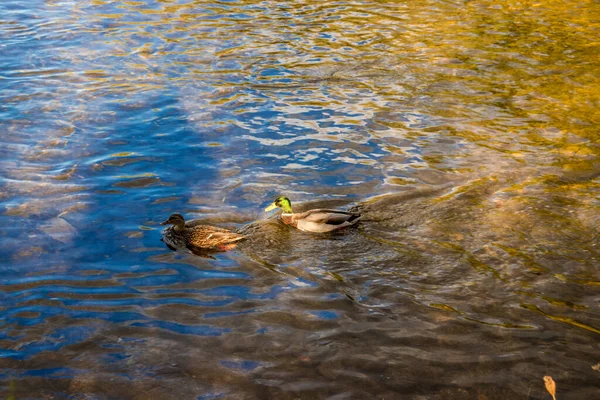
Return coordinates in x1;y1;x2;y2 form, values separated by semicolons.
1;0;599;398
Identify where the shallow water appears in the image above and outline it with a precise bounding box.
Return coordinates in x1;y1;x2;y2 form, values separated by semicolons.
1;0;599;398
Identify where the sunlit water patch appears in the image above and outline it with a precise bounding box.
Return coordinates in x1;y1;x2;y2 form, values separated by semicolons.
1;0;599;398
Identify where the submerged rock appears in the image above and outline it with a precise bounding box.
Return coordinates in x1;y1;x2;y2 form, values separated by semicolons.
39;217;78;244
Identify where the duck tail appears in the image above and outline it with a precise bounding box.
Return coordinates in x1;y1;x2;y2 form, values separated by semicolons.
347;214;361;224
230;234;246;243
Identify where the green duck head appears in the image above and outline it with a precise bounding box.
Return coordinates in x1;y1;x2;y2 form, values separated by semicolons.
161;213;186;228
265;196;293;213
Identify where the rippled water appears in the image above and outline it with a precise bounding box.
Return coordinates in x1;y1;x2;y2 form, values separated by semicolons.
1;0;599;398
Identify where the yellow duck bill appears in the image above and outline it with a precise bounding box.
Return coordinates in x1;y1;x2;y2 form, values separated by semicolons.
264;203;278;212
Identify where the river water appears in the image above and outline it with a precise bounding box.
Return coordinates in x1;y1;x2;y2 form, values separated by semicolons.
1;0;599;398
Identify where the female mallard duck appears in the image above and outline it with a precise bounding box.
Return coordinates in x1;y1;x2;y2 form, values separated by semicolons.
161;213;245;251
265;196;360;233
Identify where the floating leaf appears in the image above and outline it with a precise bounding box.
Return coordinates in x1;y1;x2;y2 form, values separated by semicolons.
328;271;344;282
543;376;557;400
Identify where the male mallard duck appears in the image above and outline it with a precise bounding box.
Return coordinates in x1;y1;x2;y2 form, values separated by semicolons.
265;196;361;233
161;213;245;251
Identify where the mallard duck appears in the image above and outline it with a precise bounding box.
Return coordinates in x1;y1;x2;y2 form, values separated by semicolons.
264;196;361;233
161;213;245;251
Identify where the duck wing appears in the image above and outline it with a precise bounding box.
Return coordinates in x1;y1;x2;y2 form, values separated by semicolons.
299;209;360;225
186;225;245;247
293;209;361;232
203;230;245;242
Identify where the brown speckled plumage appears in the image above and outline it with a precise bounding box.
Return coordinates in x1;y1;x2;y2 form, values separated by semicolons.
161;213;245;251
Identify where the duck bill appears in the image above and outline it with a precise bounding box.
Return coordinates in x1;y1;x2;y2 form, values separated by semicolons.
160;220;170;225
264;203;278;212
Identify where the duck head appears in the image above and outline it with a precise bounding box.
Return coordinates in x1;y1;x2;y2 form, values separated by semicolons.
265;196;293;213
161;213;186;229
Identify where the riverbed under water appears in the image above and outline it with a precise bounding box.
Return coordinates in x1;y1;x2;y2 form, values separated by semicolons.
1;0;599;399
